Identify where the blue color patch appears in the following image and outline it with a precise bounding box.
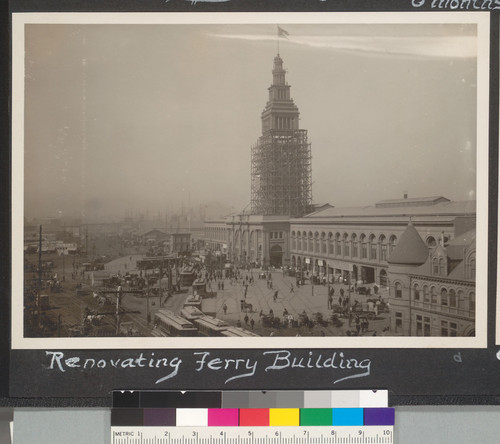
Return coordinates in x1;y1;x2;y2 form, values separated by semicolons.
332;408;364;426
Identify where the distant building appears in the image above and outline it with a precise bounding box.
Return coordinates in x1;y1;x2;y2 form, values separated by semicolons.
170;232;191;255
387;222;475;337
91;270;112;287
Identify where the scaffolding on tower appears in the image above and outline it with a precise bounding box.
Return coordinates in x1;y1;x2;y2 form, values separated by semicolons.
251;128;312;217
250;52;313;217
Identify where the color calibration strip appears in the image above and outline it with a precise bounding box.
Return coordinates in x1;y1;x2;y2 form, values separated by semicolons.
111;407;394;427
112;390;388;409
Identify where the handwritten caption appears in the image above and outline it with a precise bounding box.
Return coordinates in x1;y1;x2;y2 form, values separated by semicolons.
45;349;371;385
166;0;329;4
411;0;500;9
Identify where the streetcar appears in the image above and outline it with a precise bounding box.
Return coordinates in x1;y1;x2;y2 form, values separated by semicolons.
193;316;229;337
153;309;198;337
192;278;207;297
184;293;202;308
179;266;196;287
180;305;205;321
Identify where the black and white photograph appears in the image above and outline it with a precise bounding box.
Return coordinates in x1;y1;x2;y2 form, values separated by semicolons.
12;12;489;349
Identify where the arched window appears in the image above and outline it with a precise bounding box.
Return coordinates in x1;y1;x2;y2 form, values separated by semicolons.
395;282;402;298
427;236;437;248
469;258;476;279
423;285;430;303
467;252;476;280
439;258;445;276
360;234;367;259
432;258;438;275
380;234;387;261
343;233;349;257
469;291;475;313
449;289;457;308
335;233;341;256
431;286;437;304
413;284;420;301
320;232;326;254
308;232;313;253
369;234;377;260
389;235;397;255
297;232;302;251
441;288;448;306
352;233;358;257
457;290;466;311
314;232;320;253
328;233;334;255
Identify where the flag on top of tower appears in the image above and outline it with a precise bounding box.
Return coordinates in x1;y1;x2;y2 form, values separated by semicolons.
277;26;289;39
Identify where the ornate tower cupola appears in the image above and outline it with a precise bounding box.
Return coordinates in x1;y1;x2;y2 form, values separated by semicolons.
261;55;300;134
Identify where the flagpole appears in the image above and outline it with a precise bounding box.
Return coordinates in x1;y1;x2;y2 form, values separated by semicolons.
277;26;279;54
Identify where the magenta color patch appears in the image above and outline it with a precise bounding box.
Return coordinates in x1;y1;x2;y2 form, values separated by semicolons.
208;408;239;426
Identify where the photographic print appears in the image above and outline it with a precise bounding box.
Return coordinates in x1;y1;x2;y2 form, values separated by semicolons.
12;12;489;349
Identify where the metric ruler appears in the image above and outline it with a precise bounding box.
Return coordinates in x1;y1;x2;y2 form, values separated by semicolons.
111;426;394;444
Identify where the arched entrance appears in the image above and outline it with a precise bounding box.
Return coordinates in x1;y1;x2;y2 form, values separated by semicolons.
270;245;283;267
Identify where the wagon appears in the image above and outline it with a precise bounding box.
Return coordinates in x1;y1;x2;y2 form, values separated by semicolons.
240;300;253;313
354;309;376;320
312;312;328;327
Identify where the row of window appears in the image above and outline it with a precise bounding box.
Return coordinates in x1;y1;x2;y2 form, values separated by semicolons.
205;227;228;242
291;236;394;262
431;255;476;279
207;229;445;250
395;312;459;337
292;231;443;247
394;282;475;313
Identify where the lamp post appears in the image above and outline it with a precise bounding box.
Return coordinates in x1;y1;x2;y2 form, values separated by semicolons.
146;275;151;324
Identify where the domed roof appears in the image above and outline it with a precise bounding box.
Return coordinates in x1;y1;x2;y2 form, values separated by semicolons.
388;221;429;265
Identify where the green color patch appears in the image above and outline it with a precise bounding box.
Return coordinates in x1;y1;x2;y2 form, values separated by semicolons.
300;408;333;426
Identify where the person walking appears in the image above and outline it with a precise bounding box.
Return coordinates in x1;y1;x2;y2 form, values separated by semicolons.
273;290;278;303
223;303;227;315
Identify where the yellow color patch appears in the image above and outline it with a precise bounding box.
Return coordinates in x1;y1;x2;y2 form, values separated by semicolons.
269;409;300;426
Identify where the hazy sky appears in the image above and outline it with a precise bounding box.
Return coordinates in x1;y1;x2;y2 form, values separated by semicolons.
23;22;478;221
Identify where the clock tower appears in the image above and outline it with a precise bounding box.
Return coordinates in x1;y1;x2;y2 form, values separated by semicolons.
251;54;313;217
